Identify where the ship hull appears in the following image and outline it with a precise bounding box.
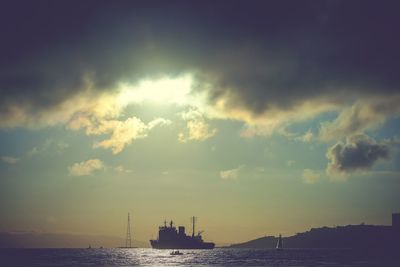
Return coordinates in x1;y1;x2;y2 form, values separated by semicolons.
150;240;215;249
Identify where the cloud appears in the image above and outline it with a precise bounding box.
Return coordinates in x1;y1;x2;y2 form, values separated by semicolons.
1;1;399;140
221;99;338;138
1;156;19;164
302;169;320;184
0;71;170;154
69;116;171;154
178;118;216;143
326;134;390;177
114;165;132;173
27;147;40;157
319;97;400;141
0;80;122;129
280;128;314;143
57;142;70;151
68;159;104;176
27;139;69;156
220;165;244;180
178;108;217;143
92;117;170;154
296;129;314;143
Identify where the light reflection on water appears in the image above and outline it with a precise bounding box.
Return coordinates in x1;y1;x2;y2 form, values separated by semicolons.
0;248;397;266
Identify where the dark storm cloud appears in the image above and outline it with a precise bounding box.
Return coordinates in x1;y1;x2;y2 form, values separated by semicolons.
326;134;390;175
1;0;400;126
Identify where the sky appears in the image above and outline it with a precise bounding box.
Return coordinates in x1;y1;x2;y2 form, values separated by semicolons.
1;0;400;247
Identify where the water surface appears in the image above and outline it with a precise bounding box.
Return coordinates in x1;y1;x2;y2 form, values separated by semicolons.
1;248;398;266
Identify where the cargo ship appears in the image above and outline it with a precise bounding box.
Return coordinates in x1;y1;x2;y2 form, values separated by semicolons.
150;216;215;249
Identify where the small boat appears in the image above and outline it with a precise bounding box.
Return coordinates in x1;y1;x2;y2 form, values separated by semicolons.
170;250;183;255
276;234;283;250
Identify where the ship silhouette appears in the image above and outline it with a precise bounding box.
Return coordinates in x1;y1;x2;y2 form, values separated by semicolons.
150;216;215;249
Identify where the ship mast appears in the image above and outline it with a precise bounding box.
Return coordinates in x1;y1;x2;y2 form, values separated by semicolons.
191;216;197;237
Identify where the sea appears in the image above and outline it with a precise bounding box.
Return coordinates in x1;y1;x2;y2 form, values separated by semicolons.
0;248;398;266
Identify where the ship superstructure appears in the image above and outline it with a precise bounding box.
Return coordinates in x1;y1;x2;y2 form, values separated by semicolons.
150;216;215;249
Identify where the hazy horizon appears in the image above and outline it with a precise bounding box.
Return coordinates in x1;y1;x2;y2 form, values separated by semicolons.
1;1;400;248
1;215;395;248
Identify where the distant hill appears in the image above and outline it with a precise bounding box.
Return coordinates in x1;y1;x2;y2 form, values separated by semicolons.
0;231;149;248
230;225;398;249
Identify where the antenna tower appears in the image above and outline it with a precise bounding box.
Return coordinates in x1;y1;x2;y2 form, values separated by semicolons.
125;213;132;248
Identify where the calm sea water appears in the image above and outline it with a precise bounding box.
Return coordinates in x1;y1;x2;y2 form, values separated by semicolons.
0;248;398;266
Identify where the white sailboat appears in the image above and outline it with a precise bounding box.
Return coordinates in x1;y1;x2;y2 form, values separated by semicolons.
276;234;283;250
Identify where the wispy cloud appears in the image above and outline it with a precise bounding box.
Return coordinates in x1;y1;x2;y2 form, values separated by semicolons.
1;156;19;164
302;169;320;184
68;159;104;176
296;129;314;143
220;165;245;180
319;97;400;141
27;139;69;156
286;160;296;167
114;165;132;173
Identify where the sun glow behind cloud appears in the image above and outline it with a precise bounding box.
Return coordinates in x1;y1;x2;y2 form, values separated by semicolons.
117;74;195;107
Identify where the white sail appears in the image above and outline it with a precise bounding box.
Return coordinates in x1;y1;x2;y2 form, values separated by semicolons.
276;234;283;249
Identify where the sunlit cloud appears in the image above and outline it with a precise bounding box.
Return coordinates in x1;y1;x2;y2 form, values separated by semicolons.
207;97;339;138
68;159;104;176
220;165;245;180
56;83;174;154
117;74;197;107
177;108;217;143
0;78;122;129
319;96;400;141
178;119;216;143
91;117;171;154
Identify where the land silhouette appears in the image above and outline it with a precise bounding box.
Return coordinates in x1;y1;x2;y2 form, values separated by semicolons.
230;224;397;249
230;213;400;252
